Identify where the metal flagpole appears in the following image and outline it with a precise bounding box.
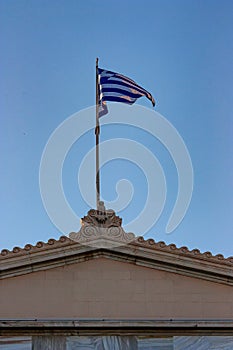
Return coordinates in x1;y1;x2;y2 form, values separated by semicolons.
95;57;100;209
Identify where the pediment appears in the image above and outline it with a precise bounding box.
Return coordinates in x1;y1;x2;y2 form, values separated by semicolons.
1;253;233;320
1;230;233;286
1;220;233;322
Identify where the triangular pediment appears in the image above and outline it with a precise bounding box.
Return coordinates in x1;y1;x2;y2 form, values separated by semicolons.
1;251;233;320
1;233;233;286
1;230;233;322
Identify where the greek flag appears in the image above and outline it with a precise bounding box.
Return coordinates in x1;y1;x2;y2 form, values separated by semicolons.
98;68;155;117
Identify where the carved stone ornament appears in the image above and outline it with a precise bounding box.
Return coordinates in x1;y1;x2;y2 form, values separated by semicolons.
69;202;135;246
81;201;122;228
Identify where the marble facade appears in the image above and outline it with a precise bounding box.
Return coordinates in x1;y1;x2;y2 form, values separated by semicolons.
1;336;233;349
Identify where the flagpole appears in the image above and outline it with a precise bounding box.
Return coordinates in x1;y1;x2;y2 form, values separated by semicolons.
95;57;100;209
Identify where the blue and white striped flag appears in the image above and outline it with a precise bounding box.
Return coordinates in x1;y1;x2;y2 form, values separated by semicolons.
98;68;155;117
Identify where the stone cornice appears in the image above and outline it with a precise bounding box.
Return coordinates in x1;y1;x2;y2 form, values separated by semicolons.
1;319;233;336
1;235;233;267
0;233;233;285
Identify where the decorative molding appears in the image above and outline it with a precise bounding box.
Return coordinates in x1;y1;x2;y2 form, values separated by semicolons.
1;319;233;336
81;203;122;228
1;207;233;284
0;235;74;260
69;225;135;246
133;237;233;267
1;234;233;268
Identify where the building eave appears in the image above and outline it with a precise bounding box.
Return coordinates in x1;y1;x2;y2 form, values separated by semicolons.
1;235;233;285
1;319;233;337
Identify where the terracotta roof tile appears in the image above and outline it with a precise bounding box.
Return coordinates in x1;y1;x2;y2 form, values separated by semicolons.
1;235;233;267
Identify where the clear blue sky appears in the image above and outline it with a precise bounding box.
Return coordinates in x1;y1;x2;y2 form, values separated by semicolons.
1;0;233;256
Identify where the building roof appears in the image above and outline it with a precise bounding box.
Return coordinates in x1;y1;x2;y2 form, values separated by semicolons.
1;209;233;334
1;207;233;284
1;231;233;285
